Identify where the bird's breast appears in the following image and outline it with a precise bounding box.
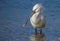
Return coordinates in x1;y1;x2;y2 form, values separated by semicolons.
30;14;41;24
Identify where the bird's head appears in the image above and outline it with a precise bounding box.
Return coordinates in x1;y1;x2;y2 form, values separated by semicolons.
32;4;43;14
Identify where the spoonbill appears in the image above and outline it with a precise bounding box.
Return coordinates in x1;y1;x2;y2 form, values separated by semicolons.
22;3;46;34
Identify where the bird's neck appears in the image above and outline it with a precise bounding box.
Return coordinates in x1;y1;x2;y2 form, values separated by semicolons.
35;12;42;16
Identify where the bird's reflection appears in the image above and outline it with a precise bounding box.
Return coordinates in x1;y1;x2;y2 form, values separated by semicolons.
30;33;46;41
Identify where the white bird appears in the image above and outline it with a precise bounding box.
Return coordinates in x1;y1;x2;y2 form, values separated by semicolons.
22;3;46;34
30;4;46;34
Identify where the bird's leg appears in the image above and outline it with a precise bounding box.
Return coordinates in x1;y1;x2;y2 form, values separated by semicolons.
40;28;42;34
35;28;37;35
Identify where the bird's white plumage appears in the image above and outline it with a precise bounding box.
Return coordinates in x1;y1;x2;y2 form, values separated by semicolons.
33;4;43;14
33;4;43;11
30;4;45;28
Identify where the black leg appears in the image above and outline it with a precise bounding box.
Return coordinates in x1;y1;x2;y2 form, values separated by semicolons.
40;28;42;34
35;28;37;35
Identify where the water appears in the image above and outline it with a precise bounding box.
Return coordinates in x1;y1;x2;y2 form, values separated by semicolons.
0;0;60;41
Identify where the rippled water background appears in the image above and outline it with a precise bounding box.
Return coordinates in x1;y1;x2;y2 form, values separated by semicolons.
0;0;60;41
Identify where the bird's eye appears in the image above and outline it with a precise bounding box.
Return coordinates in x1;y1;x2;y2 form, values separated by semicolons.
32;9;37;14
34;9;37;12
32;10;35;14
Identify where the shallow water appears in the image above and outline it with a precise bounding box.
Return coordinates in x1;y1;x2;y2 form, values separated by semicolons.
0;0;60;41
